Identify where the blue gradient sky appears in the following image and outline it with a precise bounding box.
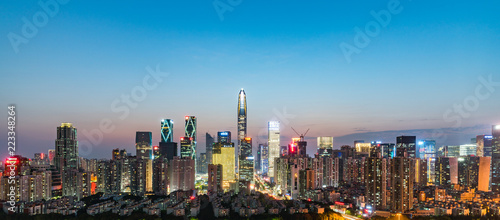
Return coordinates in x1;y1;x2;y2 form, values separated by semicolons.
1;1;500;159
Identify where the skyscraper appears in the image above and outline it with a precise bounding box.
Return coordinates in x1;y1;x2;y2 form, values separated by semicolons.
217;131;231;143
212;142;236;191
476;135;493;157
208;164;223;195
391;156;414;213
317;137;333;157
396;136;416;158
180;137;195;160
136;132;152;160
417;140;436;184
237;89;247;150
161;119;174;143
159;119;177;160
168;156;195;192
206;133;215;165
260;144;269;176
239;137;254;192
365;157;388;210
185;116;197;167
55;123;78;173
492;125;500;192
268;121;280;179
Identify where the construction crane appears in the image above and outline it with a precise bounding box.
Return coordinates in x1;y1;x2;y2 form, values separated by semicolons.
291;127;310;142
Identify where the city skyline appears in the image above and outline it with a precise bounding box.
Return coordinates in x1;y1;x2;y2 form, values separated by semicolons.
1;1;500;159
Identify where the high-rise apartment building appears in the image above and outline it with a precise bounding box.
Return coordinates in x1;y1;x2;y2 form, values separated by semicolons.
268;121;280;179
136;131;152;160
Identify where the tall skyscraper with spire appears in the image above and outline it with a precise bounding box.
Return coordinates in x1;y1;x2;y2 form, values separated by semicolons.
237;89;247;149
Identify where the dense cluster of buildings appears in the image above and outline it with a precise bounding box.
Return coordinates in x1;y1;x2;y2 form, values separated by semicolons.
1;88;500;218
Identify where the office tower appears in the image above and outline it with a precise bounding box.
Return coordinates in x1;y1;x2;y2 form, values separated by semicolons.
48;149;55;166
459;144;477;156
478;157;491;192
260;144;269;176
355;142;371;155
217;131;231;143
396;136;416;158
208;164;223;195
158;119;177;160
206;133;215;164
268;121;280;179
476;135;493;157
370;143;396;158
391;157;414;213
136;131;153;160
491;125;500;192
185;116;197;140
255;145;262;174
435;157;458;186
159;142;177;161
55;123;78;173
198;153;207;174
161;119;174;143
237;89;247;150
354;140;365;147
458;156;480;189
365;157;388;210
417;140;436;184
239;138;253;184
168;156;195;192
212;142;236;190
417;140;436;160
180;137;195;160
317;137;333;157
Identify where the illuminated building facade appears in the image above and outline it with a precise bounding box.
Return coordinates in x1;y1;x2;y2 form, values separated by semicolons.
476;135;493;157
184;116;197;162
260;144;269;176
396;136;416;158
478;157;491;192
317;137;333;157
237;89;247;151
355;142;371;155
458;156;480;189
417;140;436;184
212;142;236;190
180;137;195;160
55;123;79;174
365;157;388;210
161;119;173;143
239;137;254;193
136;131;152;160
218;131;231;143
391;156;414;213
268;121;280;178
